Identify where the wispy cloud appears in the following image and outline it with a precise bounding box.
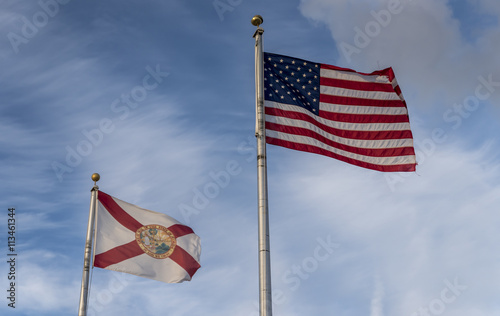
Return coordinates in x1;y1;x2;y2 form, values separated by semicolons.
371;274;385;316
299;0;500;111
1;1;499;315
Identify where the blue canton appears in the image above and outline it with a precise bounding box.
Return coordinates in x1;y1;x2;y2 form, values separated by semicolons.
264;52;320;115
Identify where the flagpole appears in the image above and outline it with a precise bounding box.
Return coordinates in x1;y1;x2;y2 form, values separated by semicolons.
252;15;273;316
78;173;100;316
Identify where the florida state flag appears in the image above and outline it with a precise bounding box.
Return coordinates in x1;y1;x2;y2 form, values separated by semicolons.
93;191;201;283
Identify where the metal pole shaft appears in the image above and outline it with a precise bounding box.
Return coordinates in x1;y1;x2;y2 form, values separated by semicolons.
254;26;273;316
78;185;98;316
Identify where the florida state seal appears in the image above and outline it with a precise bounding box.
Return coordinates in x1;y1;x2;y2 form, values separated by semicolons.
135;225;176;259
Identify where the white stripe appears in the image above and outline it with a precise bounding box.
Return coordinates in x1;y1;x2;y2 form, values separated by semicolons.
266;130;416;166
320;85;401;101
95;201;136;254
266;115;414;149
320;102;408;115
392;77;406;101
113;197;181;227
177;234;202;265
265;101;411;132
106;254;190;283
320;68;391;84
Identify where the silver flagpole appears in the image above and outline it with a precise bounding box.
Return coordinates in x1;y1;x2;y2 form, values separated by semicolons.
252;15;273;316
78;173;100;316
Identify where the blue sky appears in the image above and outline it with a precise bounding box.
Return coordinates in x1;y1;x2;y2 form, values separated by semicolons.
1;0;500;315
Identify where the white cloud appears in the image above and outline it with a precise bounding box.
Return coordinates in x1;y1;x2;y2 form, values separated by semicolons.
266;137;500;315
0;250;79;316
371;274;385;316
299;0;500;110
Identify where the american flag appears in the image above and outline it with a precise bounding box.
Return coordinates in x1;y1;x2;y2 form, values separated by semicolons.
263;52;416;172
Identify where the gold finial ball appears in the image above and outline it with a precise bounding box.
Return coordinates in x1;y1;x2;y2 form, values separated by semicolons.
251;15;263;27
91;173;100;182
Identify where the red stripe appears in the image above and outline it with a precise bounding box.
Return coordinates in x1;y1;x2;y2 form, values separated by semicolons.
266;123;415;158
169;246;201;278
94;240;144;269
394;85;403;96
320;93;404;107
320;77;396;93
265;107;414;140
98;191;143;232
267;137;416;172
168;224;195;238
